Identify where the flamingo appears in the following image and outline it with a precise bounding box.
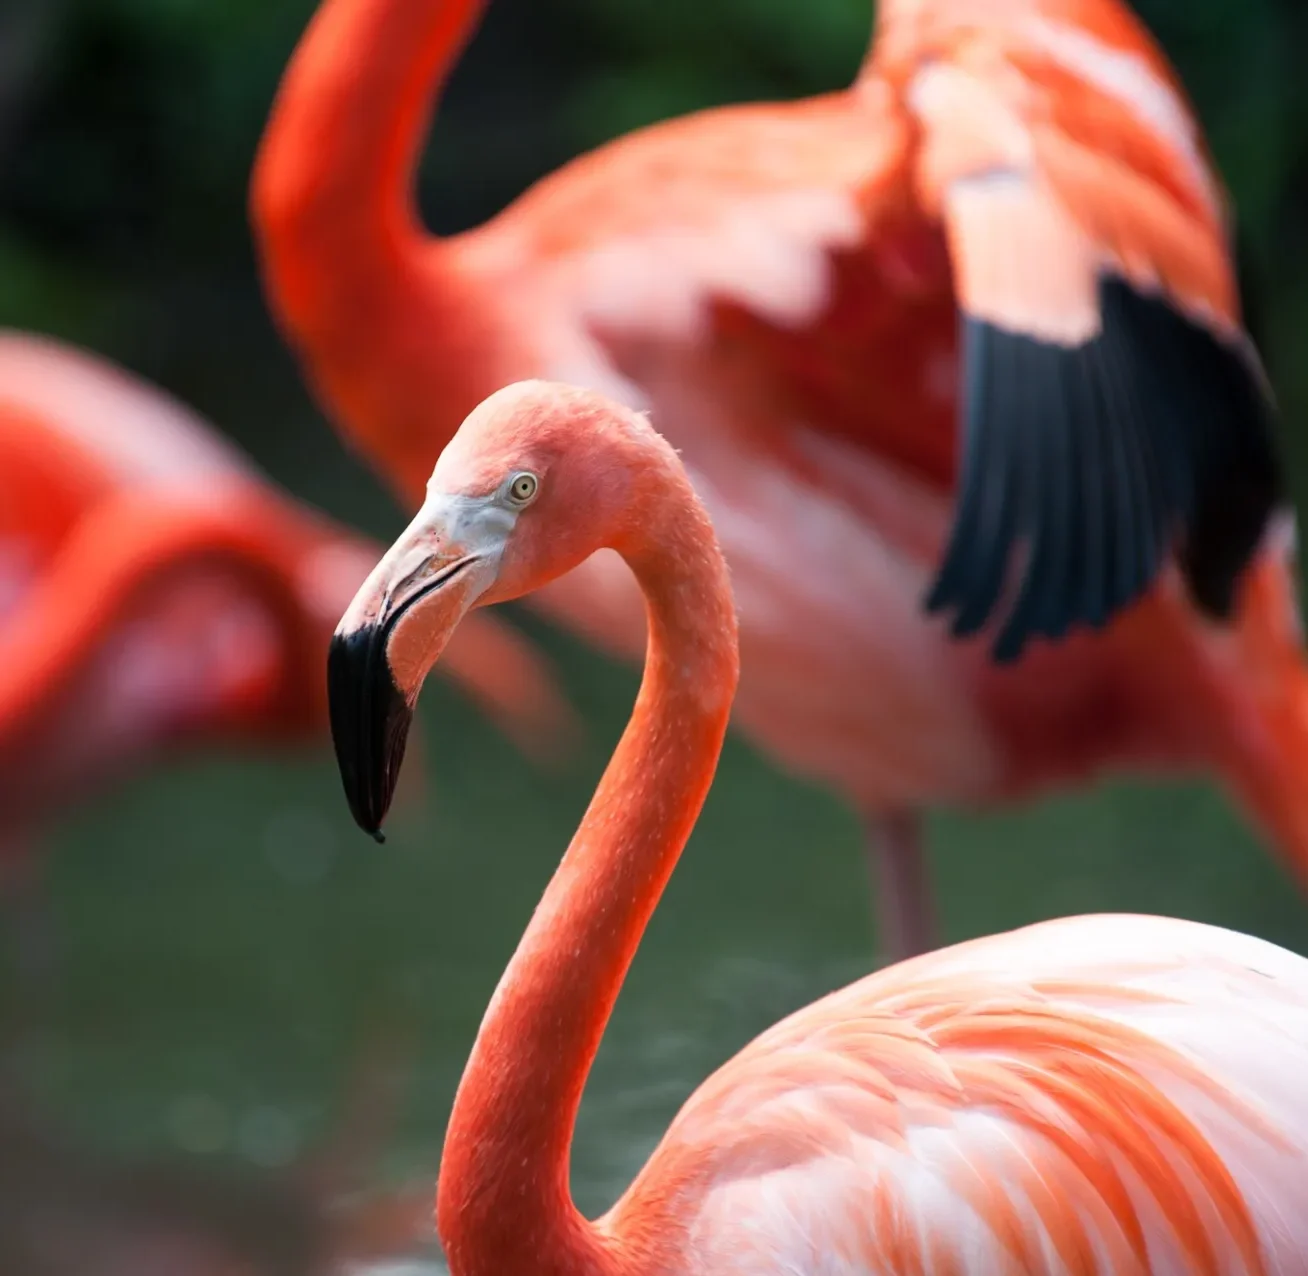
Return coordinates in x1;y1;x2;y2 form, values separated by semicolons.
0;330;570;994
327;381;1308;1275
252;0;1303;960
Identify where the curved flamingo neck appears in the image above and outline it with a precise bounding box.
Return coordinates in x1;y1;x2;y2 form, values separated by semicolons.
252;0;503;505
436;461;740;1275
251;0;485;335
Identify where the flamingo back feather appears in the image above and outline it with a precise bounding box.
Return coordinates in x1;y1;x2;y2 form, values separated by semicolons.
609;914;1308;1274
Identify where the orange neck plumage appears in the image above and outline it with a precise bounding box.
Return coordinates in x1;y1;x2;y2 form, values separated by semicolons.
252;0;484;270
251;0;502;506
436;460;739;1275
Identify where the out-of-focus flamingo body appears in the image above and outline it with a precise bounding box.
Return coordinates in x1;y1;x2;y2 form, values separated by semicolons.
253;0;1304;956
0;330;571;844
328;382;1308;1276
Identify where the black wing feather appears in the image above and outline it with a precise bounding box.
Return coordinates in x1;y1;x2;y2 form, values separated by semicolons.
1067;347;1111;636
1100;327;1167;609
925;320;999;617
993;349;1071;660
1090;330;1151;617
949;324;1032;637
1030;340;1090;641
924;275;1285;662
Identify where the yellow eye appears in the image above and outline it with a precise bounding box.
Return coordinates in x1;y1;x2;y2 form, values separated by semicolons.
508;472;539;505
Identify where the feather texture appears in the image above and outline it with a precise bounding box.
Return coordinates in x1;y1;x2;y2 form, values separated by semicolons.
612;914;1308;1274
926;276;1282;658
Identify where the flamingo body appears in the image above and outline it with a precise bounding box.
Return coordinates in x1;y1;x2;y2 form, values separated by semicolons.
610;913;1308;1274
0;331;569;836
254;0;1308;954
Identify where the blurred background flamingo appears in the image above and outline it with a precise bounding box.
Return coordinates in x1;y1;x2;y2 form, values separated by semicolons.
0;329;570;1020
253;0;1306;959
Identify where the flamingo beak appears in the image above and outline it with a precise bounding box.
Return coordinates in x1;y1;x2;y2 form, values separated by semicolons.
327;495;506;840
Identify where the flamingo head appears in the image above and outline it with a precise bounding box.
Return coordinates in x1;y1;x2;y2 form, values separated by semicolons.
327;380;656;839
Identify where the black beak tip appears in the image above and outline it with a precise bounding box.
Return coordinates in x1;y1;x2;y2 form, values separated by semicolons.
327;624;412;844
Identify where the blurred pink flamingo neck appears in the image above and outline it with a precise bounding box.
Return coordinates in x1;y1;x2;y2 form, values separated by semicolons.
251;0;505;502
252;0;486;294
436;445;739;1275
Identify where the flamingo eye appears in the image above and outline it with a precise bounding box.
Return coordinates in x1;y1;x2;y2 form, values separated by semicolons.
507;472;539;505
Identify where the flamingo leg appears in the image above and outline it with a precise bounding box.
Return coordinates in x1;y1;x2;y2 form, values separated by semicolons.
862;811;937;961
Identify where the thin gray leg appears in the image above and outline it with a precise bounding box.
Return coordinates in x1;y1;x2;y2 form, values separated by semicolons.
863;811;937;962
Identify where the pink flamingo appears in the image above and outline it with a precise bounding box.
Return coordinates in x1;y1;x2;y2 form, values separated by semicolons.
327;381;1308;1275
253;0;1308;959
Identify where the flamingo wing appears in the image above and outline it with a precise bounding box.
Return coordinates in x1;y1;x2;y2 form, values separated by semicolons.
492;1;1283;664
895;17;1284;660
610;915;1308;1274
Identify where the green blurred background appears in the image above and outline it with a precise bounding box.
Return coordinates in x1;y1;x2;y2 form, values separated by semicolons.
3;0;1308;1265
